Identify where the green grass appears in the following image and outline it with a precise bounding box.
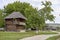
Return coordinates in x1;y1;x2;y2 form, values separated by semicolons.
38;31;58;35
0;31;58;40
0;31;36;40
46;35;60;40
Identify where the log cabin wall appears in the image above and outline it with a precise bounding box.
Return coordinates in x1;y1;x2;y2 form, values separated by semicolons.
5;19;16;31
16;25;25;32
5;19;13;24
6;24;16;31
15;18;25;31
5;18;25;32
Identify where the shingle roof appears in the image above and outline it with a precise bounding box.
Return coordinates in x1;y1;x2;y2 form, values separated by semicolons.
5;12;27;20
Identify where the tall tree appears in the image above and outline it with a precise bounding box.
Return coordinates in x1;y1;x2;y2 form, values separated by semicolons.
4;1;55;30
38;1;55;30
0;9;4;27
4;1;33;16
4;1;40;29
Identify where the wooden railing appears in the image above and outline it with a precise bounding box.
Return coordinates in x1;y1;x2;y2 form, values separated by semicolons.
13;20;26;25
6;20;26;25
19;22;26;25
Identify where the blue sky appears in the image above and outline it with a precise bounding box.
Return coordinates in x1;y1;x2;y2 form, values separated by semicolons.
0;0;60;23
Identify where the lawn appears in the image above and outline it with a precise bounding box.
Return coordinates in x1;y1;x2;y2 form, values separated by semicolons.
0;31;58;40
46;35;60;40
38;31;58;35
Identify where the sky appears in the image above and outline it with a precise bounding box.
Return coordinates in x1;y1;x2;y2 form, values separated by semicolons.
0;0;60;23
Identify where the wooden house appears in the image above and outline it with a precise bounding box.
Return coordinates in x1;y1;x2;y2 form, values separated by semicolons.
5;12;27;32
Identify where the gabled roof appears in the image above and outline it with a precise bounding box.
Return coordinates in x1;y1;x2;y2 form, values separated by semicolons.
5;12;27;20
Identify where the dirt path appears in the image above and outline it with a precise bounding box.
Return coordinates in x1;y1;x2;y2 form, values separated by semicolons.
20;32;60;40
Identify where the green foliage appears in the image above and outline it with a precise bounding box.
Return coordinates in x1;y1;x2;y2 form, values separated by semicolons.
4;1;41;29
4;1;31;16
0;9;4;27
38;1;55;30
3;1;54;30
39;1;54;21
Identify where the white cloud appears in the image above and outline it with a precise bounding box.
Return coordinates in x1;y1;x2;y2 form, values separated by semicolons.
0;0;17;9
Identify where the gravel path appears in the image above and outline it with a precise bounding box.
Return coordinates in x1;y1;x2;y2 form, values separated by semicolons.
20;32;60;40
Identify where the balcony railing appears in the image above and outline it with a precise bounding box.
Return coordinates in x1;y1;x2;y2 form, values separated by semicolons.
13;20;26;25
13;20;18;24
19;22;26;25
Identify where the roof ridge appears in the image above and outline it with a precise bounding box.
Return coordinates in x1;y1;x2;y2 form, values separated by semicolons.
5;12;27;20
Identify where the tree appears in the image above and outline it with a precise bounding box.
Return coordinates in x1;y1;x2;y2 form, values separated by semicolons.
0;9;4;27
4;1;40;29
4;1;55;30
38;1;55;30
4;1;33;16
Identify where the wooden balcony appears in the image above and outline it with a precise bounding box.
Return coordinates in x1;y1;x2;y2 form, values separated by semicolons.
19;22;26;25
13;20;26;25
5;21;13;24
